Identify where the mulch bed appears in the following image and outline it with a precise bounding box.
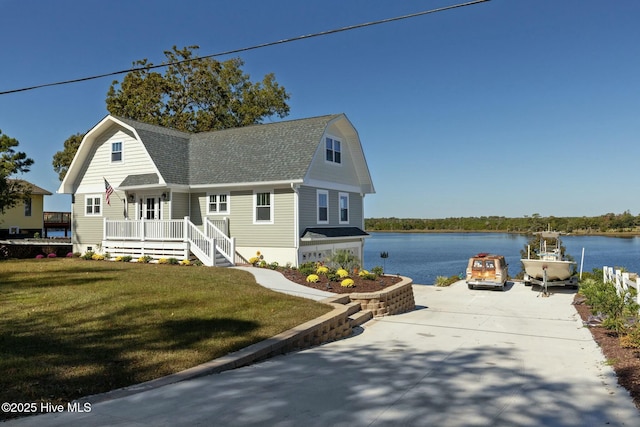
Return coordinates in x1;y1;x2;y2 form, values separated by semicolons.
280;269;403;294
573;295;640;409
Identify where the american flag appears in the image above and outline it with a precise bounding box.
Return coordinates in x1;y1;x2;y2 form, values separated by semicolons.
104;178;114;205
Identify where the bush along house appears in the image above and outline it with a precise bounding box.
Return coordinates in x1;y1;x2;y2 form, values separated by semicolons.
57;114;375;266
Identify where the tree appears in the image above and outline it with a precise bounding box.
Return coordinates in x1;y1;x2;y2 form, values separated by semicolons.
52;46;291;180
106;45;290;133
52;132;84;181
0;130;34;214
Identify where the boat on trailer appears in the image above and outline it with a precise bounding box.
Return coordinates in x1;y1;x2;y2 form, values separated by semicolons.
521;231;578;289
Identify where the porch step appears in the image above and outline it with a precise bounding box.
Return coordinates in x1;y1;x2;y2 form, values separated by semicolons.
349;309;373;327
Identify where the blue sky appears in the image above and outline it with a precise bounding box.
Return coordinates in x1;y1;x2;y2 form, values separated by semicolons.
1;0;638;219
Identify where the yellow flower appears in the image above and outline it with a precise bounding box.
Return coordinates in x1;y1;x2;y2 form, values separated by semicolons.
316;266;329;275
306;274;320;283
336;269;350;278
358;270;369;277
180;259;191;266
341;278;355;288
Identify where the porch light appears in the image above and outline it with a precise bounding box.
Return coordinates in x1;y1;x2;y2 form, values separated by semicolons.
162;192;169;201
127;194;135;203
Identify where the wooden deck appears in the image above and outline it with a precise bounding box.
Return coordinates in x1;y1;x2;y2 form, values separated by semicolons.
43;211;71;237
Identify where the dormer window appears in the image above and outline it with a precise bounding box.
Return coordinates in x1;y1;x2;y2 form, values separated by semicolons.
325;137;341;164
111;142;122;162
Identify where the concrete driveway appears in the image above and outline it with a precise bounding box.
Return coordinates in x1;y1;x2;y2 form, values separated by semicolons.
5;281;639;426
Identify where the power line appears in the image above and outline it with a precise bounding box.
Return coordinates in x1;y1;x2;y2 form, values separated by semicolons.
0;0;490;96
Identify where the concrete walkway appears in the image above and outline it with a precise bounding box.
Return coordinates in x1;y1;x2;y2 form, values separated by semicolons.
4;277;639;426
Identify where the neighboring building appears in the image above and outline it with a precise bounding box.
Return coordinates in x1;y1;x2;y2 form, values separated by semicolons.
0;180;52;239
57;114;375;266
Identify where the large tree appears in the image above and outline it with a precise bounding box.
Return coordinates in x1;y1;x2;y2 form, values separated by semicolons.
53;45;291;181
106;45;290;132
52;132;84;182
0;130;34;214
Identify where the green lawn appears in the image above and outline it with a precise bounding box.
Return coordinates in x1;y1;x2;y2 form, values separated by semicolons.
0;258;331;411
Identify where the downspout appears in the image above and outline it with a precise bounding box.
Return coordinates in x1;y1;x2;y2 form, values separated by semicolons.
291;183;300;266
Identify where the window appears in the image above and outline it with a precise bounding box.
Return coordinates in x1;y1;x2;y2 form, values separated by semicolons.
207;193;229;214
254;191;273;223
317;190;328;224
24;198;32;217
325;137;341;164
339;193;349;223
85;195;102;216
111;142;122;162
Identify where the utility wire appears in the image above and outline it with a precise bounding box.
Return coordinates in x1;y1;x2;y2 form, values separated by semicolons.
0;0;490;96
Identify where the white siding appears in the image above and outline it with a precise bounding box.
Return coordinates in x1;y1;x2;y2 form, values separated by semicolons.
306;125;360;187
76;125;159;195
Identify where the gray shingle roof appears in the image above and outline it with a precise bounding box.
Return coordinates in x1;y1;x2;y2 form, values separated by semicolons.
115;115;341;186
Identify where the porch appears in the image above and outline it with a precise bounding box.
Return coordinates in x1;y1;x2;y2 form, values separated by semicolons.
102;216;235;267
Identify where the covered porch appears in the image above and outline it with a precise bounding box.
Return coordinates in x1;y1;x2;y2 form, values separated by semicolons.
102;216;235;267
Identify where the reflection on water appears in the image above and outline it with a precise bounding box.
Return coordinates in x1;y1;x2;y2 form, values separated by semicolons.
363;232;640;285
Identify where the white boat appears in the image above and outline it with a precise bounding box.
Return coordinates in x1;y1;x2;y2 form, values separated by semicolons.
521;232;576;282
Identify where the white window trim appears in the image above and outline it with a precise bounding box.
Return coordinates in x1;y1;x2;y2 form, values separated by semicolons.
339;192;349;224
207;192;230;215
85;194;103;217
316;189;329;224
324;135;342;165
111;141;123;163
253;190;274;224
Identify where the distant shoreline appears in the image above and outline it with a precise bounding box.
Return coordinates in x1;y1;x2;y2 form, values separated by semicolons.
365;229;640;238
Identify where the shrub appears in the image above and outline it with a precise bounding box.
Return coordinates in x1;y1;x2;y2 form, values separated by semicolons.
371;266;384;277
81;251;95;260
341;278;355;288
179;259;191;266
298;262;316;276
306;274;320;283
580;274;640;335
168;258;179;265
327;249;360;271
360;272;377;280
435;276;449;287
47;253;57;258
122;255;133;262
92;253;105;261
336;268;350;279
66;252;74;258
269;262;279;270
35;254;44;259
158;258;169;264
115;256;123;262
138;256;152;263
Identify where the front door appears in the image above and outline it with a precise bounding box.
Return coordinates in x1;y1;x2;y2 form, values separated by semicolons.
140;195;161;220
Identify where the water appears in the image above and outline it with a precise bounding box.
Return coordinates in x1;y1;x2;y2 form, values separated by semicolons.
363;232;640;285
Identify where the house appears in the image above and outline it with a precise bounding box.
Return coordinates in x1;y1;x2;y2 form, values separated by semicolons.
0;180;52;239
57;114;375;266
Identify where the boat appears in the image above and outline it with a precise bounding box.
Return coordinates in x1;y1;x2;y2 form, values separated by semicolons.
521;231;576;284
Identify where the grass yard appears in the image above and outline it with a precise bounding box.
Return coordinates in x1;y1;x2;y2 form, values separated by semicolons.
0;258;331;415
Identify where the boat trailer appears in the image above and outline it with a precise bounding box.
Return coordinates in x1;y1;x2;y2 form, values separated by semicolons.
524;269;579;297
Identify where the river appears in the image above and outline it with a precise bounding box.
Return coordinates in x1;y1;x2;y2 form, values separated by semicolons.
363;232;640;285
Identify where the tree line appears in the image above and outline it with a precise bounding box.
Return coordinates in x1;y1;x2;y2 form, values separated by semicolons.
365;212;640;234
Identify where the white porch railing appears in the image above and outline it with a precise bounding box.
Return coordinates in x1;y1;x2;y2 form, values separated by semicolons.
205;218;235;265
603;266;640;310
103;217;235;266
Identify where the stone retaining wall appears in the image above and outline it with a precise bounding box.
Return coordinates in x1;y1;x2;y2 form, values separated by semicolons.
348;276;415;317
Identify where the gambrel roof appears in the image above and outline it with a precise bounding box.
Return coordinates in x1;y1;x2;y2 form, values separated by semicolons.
59;114;375;194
